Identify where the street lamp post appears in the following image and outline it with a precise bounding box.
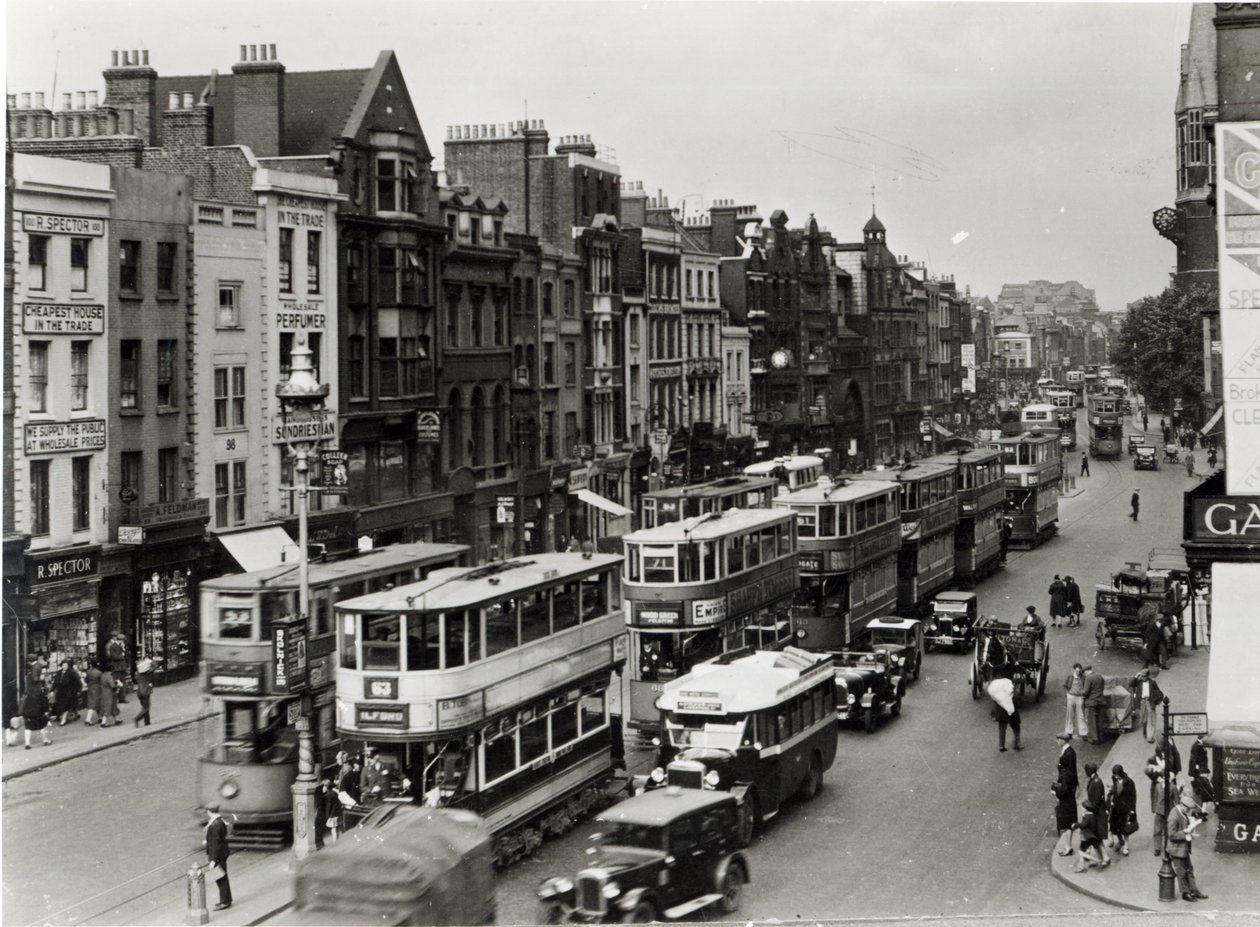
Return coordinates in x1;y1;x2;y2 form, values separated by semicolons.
275;336;330;865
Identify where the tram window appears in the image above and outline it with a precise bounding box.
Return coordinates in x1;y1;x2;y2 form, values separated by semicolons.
802;692;814;726
745;532;762;568
484;731;516;783
643;547;675;583
554;581;579;631
626;545;641;582
485;599;519;656
607;568;621;608
406;613;440;670
578;691;605;734
340;613;357;668
760;526;778;561
312;594;332;636
338;581;365;601
726;535;744;575
363;614;401;670
442;610;467;667
520;712;548;764
796;510;817;538
580;575;607;622
261;590;297;630
818;505;836;537
778;523;793;556
552;700;579;747
218;606;253;640
521;591;550;643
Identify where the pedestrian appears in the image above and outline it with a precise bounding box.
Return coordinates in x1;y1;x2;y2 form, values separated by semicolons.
1065;576;1084;627
1048;575;1068;628
19;679;52;749
53;658;82;726
999;518;1012;563
360;748;394;801
1208;447;1218;469
1167;783;1209;902
1129;668;1163;743
1022;604;1046;635
1109;764;1138;856
1143;411;1150;433
106;633;129;703
1162;424;1171;445
133;656;154;727
987;661;1022;752
1080;453;1090;476
1082;763;1112;863
1146;747;1171;856
1053;732;1079;855
1157;733;1183;779
1063;662;1089;739
204;803;233;911
1142;616;1166;671
1130;488;1140;521
84;661;102;726
1186;449;1195;478
1073;800;1109;872
1083;664;1107;745
98;666;118;727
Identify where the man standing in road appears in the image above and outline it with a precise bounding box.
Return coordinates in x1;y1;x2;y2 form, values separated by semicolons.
1083;664;1107;745
1053;732;1079;855
1063;662;1089;740
1167;783;1209;902
204;803;232;911
1080;453;1090;477
987;660;1021;753
133;656;153;727
1130;668;1163;743
1130;488;1140;521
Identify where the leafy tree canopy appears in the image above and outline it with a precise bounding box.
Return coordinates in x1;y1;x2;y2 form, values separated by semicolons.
1111;282;1211;422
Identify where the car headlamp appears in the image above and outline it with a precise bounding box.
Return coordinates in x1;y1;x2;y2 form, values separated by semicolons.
847;693;856;704
555;878;573;894
602;881;621;899
650;767;665;782
219;781;240;799
704;770;721;788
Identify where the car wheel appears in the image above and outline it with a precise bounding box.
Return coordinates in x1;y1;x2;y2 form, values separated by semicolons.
622;900;657;923
719;862;745;914
890;696;902;718
913;660;921;682
971;670;980;700
736;793;757;847
538;902;565;925
864;707;878;733
798;753;822;800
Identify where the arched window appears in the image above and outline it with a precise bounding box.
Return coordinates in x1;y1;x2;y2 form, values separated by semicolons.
492;386;506;463
471;387;485;468
526;343;537;381
448;389;462;471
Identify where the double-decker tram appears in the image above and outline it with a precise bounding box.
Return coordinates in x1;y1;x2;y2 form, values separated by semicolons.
639;474;778;528
853;461;959;617
621;508;798;735
998;408;1024;437
333;552;627;866
650;647;837;844
1065;369;1085;405
1087;393;1124;458
197;540;468;844
744;455;826;493
774;477;901;650
923;447;1006;585
989;433;1062;548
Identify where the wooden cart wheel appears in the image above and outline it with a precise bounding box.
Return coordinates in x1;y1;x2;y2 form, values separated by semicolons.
1095;621;1105;650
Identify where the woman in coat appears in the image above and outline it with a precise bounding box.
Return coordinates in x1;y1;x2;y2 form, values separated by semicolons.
1108;764;1138;856
20;679;52;748
1048;575;1069;628
1065;576;1085;628
98;667;118;727
53;659;82;726
84;661;102;726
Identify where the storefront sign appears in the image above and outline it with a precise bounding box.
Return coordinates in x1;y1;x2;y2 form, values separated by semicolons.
1217;808;1260;851
276;195;327;228
308;653;335;689
416;410;442;443
438;693;485;729
207;662;264;696
569;467;590;493
692;596;728;626
273;412;336;445
118;526;145;545
1188;496;1260;544
26;547;99;587
23;213;104;236
272;622;308;694
22;303;105;334
355;703;409;728
634;602;682;627
363;677;398;700
320;451;349;495
650;365;682;380
1222;746;1260;803
275;303;327;331
139;497;210;526
25;419;106;455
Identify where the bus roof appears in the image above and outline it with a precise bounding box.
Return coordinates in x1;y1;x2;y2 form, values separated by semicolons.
599;786;733;827
743;455;824;475
623;507;792;543
657;647;833;714
200;541;469;592
773;477;900;505
334;552;622;613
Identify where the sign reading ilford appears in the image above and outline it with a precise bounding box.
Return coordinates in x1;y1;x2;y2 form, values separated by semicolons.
22;213;104;236
25;419;106;455
22;303;105;334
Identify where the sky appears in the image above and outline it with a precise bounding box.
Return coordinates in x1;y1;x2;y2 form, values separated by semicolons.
5;1;1192;310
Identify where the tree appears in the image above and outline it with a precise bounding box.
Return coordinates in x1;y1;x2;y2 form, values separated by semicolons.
1111;282;1211;423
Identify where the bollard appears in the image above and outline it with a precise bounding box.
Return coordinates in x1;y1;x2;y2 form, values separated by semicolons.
187;864;209;925
1158;853;1178;902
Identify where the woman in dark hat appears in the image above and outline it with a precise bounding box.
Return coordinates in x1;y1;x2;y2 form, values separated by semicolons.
1052;731;1079;854
19;678;51;749
1109;764;1138;856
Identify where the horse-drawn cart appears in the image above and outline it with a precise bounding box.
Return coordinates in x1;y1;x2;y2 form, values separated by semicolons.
969;618;1050;703
1094;564;1175;658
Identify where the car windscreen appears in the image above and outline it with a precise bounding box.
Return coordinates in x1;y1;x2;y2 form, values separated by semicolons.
598;821;663;850
664;712;748;750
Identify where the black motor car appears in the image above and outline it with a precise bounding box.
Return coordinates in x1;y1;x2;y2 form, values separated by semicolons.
831;650;905;732
537;787;750;923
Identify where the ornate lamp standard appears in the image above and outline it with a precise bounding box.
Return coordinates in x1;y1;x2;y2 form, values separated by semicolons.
275;336;329;863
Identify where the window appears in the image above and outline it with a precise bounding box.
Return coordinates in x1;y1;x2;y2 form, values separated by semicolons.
543;342;556;384
307;230;321;293
158;447;179;504
72;456;91;531
348;335;366;397
119;240;140;292
544;411;556;459
217;283;240;328
279;228;293;293
157;340;176;407
121;450;143;505
565;411;578;456
27;235;47;290
377;156;414;213
564;343;577;385
214;365;246;429
214;460;247;527
30;460;50;536
156;242;176;293
70;238;89;291
70;341;89;411
28;341;48;413
542;282;554;317
120;340;141;409
346;246;365;303
563;279;575;317
685;269;693;298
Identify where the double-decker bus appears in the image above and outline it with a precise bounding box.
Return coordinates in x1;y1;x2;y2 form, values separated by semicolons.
333;552;627;866
621;508;798;734
1087;393;1124;458
853;461;959;617
639;475;778;529
923;447;1006;585
744;455;825;493
197;540;468;844
651;647;837;845
989;433;1061;548
774;477;901;650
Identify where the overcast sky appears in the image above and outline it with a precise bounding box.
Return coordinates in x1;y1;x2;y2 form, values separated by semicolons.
6;1;1191;309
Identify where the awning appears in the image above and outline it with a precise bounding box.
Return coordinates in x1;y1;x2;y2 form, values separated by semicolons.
216;525;296;572
933;421;956;439
572;488;633;518
1200;405;1224;436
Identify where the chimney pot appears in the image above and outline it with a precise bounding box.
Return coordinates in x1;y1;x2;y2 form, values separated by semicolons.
169;91;181;109
240;45;247;61
250;45;258;61
269;44;277;60
62;93;72;111
183;91;194;109
86;91;97;108
132;49;140;67
75;91;86;110
112;51;119;67
20;92;31;109
142;50;149;66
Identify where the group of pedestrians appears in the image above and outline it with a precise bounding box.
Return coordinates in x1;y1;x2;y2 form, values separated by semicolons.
1047;574;1084;628
1062;662;1110;745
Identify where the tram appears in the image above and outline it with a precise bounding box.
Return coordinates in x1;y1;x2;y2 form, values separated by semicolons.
621;507;798;735
197;540;468;843
1065;370;1085;406
852;461;958;618
1045;392;1078;449
774;477;901;650
998;408;1024;438
1087;393;1124;459
639;474;778;529
333;552;627;866
744;455;826;493
989;432;1061;548
922;447;1006;585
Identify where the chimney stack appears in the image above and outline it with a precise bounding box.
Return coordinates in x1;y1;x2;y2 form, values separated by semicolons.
104;48;157;142
232;41;285;156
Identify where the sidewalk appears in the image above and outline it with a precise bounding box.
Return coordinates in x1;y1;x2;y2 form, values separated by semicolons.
1049;642;1260;913
1;674;209;781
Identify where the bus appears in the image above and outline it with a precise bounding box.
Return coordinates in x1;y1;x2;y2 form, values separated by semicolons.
651;647;837;845
774;477;901;650
621;508;798;735
639;474;778;529
853;461;959;617
744;455;826;493
922;447;1006;586
1087;393;1124;458
332;552;627;866
989;433;1061;548
197;540;469;844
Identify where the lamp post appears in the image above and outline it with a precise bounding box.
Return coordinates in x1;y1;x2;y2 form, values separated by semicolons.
275;335;329;864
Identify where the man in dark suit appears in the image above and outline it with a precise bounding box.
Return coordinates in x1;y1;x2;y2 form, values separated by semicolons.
1083;664;1107;745
1167;783;1209;902
205;803;232;910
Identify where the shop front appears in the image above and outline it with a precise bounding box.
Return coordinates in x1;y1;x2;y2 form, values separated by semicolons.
17;546;102;687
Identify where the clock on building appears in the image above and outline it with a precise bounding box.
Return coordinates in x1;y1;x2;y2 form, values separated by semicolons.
770;348;791;369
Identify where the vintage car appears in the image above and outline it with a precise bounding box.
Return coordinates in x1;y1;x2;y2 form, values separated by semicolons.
856;616;923;683
927;591;979;651
1134;445;1159;470
536;787;749;923
831;650;905;732
1127;433;1148;456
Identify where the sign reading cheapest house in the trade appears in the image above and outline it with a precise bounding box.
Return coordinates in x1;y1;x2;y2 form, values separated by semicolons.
22;303;104;334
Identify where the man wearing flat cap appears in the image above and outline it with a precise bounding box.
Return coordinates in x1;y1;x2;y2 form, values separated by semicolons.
204;803;232;910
